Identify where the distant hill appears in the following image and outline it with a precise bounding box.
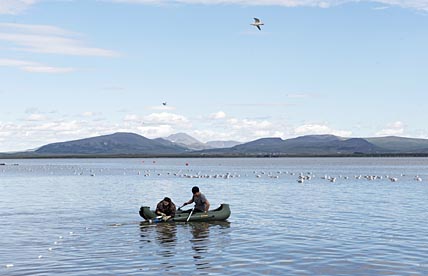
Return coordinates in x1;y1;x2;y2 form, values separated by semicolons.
205;140;241;148
164;133;211;150
164;133;242;150
198;135;386;155
366;136;428;153
35;132;188;155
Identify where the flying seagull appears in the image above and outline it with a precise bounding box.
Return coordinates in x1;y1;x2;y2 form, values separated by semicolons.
251;18;264;31
162;102;167;106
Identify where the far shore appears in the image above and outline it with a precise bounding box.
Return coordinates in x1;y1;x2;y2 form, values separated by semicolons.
1;153;428;159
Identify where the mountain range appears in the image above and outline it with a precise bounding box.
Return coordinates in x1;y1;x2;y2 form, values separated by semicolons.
2;132;428;157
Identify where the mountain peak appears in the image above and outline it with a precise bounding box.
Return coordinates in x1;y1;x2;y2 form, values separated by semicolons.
166;133;202;144
164;133;212;150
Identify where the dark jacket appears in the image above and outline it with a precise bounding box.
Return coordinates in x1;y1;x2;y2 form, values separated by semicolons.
156;200;176;217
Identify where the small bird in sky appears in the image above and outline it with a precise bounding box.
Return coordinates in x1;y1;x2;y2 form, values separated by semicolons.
162;102;167;106
251;18;264;31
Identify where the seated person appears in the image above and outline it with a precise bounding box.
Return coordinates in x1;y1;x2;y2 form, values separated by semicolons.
182;186;210;213
156;197;176;219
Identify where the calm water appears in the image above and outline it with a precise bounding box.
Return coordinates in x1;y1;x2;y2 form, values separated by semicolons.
1;158;428;275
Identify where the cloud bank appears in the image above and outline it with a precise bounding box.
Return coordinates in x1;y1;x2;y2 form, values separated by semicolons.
0;58;75;73
2;0;428;15
0;0;38;14
0;110;420;152
376;121;405;136
109;0;428;11
0;23;119;57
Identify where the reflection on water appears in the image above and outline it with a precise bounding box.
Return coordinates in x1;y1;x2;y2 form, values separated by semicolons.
190;222;210;258
156;223;177;246
139;221;231;272
155;223;177;258
189;221;230;270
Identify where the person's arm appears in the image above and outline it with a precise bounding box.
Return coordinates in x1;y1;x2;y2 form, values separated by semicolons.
183;197;194;206
155;202;165;216
171;203;176;217
204;199;210;212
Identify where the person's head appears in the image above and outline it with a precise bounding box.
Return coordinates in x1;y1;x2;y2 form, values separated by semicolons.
192;186;200;195
162;197;171;206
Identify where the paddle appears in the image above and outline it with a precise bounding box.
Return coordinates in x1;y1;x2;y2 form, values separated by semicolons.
186;208;194;223
177;204;186;211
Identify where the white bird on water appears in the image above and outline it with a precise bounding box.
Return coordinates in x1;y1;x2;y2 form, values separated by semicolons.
251;18;264;30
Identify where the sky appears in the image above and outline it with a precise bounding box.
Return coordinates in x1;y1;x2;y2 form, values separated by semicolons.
0;0;427;152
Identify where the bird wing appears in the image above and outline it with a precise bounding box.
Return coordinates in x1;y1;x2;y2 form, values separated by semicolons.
254;18;260;23
257;25;261;31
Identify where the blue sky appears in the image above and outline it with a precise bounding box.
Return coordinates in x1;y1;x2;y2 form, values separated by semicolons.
0;0;427;151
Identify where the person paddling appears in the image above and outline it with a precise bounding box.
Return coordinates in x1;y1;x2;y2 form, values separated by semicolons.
183;186;210;213
156;197;176;221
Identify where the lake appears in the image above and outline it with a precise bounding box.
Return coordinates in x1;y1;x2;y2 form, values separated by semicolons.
1;157;428;275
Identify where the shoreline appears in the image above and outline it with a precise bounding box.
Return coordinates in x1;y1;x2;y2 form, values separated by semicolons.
1;153;428;159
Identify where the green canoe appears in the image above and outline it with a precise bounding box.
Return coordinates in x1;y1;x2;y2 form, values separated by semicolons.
139;204;231;222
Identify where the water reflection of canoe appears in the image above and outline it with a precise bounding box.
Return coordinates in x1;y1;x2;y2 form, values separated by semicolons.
139;204;231;222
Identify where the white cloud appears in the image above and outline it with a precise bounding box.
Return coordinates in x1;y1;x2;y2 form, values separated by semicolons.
149;105;176;111
26;113;47;121
294;123;352;137
193;129;236;142
0;58;75;73
195;116;283;142
143;112;189;124
0;120;80;151
32;120;82;132
210;111;226;119
0;0;37;14
123;114;140;122
119;112;191;137
228;118;272;130
137;124;175;138
123;112;189;125
0;23;119;57
372;5;390;10
109;0;428;11
2;0;428;15
0;23;75;36
376;121;405;136
82;111;94;117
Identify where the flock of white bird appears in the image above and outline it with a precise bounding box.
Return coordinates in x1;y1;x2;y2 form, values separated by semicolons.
2;164;425;185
